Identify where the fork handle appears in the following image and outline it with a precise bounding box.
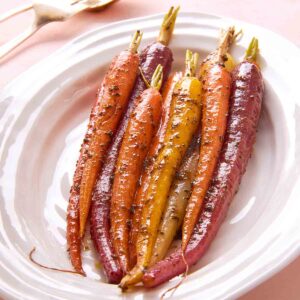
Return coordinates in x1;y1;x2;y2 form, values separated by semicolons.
0;25;39;61
0;4;33;23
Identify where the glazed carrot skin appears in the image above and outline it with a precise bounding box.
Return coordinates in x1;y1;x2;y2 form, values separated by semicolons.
110;65;163;273
120;51;202;289
182;28;235;251
90;7;178;283
129;71;182;268
67;31;141;274
150;131;200;265
143;38;264;288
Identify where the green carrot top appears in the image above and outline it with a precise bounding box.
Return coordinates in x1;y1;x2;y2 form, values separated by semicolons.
129;30;143;53
184;49;199;77
244;37;259;63
150;64;163;90
139;64;163;90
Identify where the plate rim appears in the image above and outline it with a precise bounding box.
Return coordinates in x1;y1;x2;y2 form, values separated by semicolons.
1;11;300;300
2;11;300;95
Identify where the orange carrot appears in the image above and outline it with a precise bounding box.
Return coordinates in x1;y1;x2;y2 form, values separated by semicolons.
78;32;142;238
67;31;142;273
67;106;101;275
110;65;164;273
181;28;235;252
67;151;86;275
128;71;182;268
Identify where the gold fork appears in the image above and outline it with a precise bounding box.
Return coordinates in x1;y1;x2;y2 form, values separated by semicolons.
0;0;116;60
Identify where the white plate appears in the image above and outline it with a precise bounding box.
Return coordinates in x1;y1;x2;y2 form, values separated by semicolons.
1;12;300;300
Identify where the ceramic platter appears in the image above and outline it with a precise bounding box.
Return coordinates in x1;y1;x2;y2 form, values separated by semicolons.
0;12;300;300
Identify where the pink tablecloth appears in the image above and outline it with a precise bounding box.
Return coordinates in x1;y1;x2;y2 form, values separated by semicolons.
1;0;299;299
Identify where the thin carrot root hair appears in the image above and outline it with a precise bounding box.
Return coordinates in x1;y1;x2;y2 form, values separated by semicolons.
29;247;86;276
159;251;189;300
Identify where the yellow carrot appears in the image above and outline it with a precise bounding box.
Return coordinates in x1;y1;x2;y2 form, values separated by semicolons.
120;50;202;289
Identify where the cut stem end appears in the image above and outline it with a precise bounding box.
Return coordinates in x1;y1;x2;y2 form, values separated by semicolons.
157;6;180;45
150;64;163;90
216;26;236;63
129;30;143;53
184;49;199;77
244;37;259;63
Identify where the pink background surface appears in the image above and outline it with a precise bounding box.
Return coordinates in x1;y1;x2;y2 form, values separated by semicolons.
1;0;299;299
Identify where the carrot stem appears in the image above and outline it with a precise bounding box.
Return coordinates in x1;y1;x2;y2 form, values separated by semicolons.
244;37;259;63
129;30;143;53
184;50;199;77
157;6;180;45
150;64;163;90
216;27;235;63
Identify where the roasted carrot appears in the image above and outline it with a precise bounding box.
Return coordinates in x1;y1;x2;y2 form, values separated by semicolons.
120;50;202;289
128;71;182;268
110;65;164;273
90;7;178;283
78;32;142;238
67;31;142;274
181;28;235;252
150;131;201;265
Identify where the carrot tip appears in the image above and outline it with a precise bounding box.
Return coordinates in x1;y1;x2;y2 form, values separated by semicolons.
119;265;143;290
29;247;86;276
159;251;189;300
